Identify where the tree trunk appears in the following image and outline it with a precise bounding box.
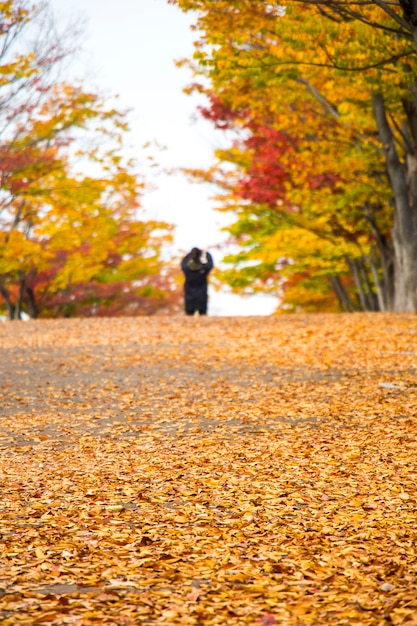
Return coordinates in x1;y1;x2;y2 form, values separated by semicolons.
358;257;379;311
25;286;38;319
363;202;395;310
368;254;387;311
347;258;369;310
0;281;15;320
328;275;357;312
372;92;417;311
14;275;26;320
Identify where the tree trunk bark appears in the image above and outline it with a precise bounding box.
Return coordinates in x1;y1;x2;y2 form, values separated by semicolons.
372;92;417;311
14;276;26;320
0;281;15;320
369;254;387;311
347;258;369;310
363;202;395;310
328;275;357;312
358;257;379;311
25;286;38;319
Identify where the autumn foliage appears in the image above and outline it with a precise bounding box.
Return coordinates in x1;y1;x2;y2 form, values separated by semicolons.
170;0;417;313
0;1;180;320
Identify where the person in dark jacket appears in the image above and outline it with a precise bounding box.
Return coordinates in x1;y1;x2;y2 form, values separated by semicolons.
181;247;213;315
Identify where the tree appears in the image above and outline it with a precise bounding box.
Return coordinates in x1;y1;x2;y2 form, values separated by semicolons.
193;95;388;312
170;0;417;312
0;1;179;319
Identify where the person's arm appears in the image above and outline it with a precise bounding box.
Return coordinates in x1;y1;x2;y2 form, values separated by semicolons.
204;251;213;273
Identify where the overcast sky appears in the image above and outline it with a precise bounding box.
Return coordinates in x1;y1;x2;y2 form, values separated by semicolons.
48;0;278;315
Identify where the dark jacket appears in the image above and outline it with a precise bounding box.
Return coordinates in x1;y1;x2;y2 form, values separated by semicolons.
181;252;213;301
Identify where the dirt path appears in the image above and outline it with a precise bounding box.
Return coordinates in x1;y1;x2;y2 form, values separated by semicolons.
1;314;415;445
0;314;416;625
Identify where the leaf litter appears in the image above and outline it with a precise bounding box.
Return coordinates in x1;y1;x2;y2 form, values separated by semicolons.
0;313;416;625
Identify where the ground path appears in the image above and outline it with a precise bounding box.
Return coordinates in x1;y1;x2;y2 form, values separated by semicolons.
0;314;416;624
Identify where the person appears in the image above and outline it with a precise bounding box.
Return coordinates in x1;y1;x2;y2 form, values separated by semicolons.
181;247;213;316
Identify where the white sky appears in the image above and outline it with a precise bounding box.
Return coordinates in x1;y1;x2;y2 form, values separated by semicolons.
48;0;278;315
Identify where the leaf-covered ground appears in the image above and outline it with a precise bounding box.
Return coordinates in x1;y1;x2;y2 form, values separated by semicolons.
0;314;416;625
